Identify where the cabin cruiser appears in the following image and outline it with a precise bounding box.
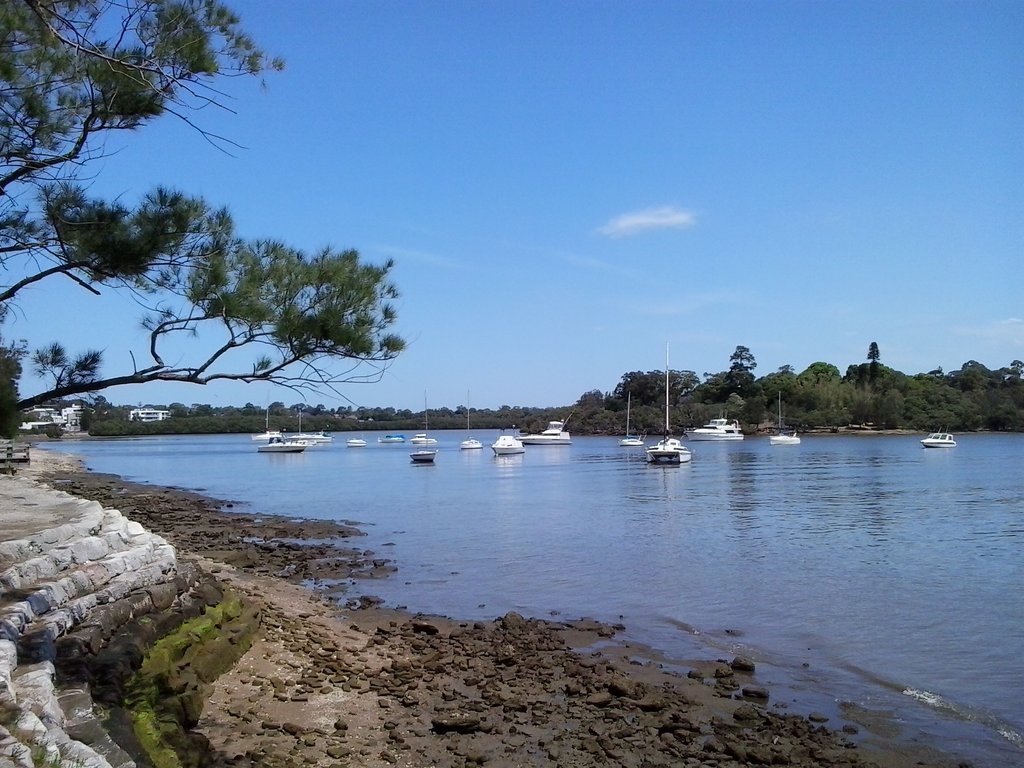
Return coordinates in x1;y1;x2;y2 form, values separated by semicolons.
519;420;571;445
378;434;406;443
410;433;438;445
688;418;744;441
921;431;956;448
257;436;307;453
491;432;525;455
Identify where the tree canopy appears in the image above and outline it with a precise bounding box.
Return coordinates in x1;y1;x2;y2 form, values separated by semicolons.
0;0;404;423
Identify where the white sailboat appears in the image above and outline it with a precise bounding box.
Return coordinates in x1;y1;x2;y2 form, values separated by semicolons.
646;345;692;465
410;393;438;463
287;409;333;444
460;390;483;450
251;406;282;441
769;392;801;445
619;392;644;447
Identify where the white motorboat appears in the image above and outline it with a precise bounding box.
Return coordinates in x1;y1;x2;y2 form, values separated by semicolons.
769;393;801;446
410;449;437;463
689;417;744;441
378;434;406;443
619;392;645;447
519;419;571;445
257;436;307;453
410;433;438;445
646;344;692;465
346;437;367;447
921;431;957;448
491;432;525;456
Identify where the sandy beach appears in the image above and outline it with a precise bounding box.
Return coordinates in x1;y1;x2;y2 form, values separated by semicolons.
17;447;965;768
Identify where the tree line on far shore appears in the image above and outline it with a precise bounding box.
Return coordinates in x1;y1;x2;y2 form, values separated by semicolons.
66;346;1024;437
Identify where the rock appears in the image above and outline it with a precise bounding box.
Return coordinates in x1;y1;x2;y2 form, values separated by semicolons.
410;620;439;635
733;703;763;723
431;712;482;734
730;655;756;672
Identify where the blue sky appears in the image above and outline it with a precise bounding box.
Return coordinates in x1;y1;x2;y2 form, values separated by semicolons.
13;0;1023;412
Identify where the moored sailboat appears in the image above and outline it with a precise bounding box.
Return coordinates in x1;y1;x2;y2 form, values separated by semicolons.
410;393;438;463
619;392;644;447
769;392;801;445
646;345;692;465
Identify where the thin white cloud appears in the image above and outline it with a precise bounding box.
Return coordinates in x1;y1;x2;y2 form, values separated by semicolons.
371;243;457;269
953;317;1024;348
597;206;697;238
560;252;639;280
640;291;747;317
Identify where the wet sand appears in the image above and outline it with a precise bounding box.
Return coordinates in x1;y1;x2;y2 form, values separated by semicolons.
26;448;964;767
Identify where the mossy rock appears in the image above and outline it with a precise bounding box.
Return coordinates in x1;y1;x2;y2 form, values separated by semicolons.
124;590;261;767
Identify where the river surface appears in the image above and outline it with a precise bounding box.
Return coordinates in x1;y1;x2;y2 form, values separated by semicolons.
42;431;1024;767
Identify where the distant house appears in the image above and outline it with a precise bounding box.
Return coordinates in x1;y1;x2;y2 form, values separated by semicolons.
129;407;171;423
19;403;84;433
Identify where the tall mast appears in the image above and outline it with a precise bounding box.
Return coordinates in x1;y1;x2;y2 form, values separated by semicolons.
664;343;670;437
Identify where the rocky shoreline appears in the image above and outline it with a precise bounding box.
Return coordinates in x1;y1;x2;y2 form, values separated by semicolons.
12;450;965;767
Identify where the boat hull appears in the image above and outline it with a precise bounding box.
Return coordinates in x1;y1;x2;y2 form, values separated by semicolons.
519;435;571;445
410;450;437;463
646;449;692;464
257;442;306;453
645;438;692;464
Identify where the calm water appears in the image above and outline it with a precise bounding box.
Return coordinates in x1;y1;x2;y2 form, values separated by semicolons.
42;432;1023;767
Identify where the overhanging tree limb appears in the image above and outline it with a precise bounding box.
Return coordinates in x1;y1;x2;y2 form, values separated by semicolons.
3;1;404;415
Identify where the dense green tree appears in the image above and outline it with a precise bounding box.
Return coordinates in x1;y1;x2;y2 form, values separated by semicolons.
2;0;403;410
0;337;25;437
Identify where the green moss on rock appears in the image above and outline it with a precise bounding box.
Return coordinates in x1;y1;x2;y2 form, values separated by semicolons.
124;590;262;768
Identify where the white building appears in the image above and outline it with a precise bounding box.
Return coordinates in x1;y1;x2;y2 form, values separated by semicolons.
19;403;84;432
129;407;171;422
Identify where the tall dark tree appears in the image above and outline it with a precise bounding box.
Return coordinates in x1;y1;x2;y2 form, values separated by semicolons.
2;1;404;410
868;341;881;382
726;345;757;396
